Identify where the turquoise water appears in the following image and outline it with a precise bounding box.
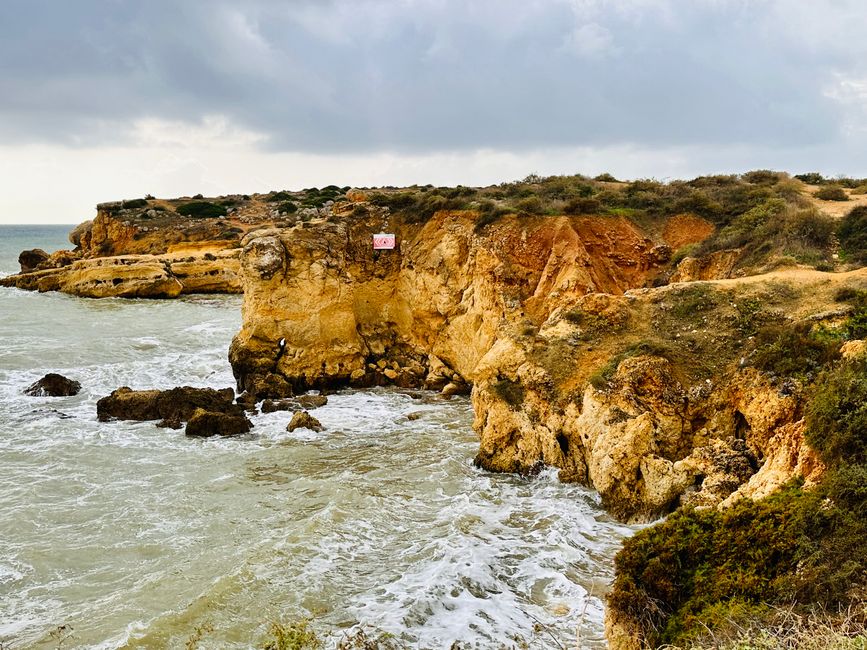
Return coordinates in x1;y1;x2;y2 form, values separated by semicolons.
0;228;635;649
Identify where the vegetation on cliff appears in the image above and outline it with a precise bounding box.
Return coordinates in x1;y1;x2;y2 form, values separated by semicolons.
607;297;867;647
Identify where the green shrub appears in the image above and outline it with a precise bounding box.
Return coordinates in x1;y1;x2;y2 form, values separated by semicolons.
515;196;545;214
594;172;620;182
564;197;601;214
278;202;298;214
805;360;867;465
750;322;840;379
838;206;867;264
122;198;148;209
176;201;228;218
742;169;784;185
795;172;826;185
815;186;849;201
268;191;294;202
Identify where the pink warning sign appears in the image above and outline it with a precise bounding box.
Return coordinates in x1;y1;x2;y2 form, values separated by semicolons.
373;233;396;250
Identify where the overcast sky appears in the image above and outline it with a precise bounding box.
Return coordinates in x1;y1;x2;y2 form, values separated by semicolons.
2;0;867;223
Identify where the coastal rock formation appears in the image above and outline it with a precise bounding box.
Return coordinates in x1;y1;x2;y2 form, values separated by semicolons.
96;386;243;425
230;205;867;524
287;411;324;432
185;408;252;437
2;194;286;298
18;249;49;273
1;249;242;298
24;373;81;397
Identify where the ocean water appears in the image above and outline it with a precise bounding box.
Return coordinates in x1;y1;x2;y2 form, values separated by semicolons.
0;226;636;649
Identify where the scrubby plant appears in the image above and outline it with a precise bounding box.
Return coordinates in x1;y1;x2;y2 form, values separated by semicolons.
122;198;149;209
749;321;841;379
838;206;867;264
594;172;620;182
268;191;294;202
262;619;322;650
741;169;784;185
278;201;298;214
795;172;827;185
815;186;849;201
176;201;228;218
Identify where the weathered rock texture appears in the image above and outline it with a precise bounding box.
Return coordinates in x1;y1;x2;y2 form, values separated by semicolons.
24;373;81;397
185;408;252;437
2;249;242;298
96;386;244;426
230;207;867;526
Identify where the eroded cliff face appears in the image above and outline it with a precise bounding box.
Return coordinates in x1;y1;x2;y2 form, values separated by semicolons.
228;208;670;391
226;205;851;526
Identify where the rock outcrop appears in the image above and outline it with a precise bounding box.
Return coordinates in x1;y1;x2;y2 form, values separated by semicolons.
24;373;81;397
287;411;324;432
18;249;50;273
185;408;252;437
2;195;287;298
96;386;244;426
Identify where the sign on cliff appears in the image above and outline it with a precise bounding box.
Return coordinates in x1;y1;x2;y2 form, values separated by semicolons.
373;233;396;250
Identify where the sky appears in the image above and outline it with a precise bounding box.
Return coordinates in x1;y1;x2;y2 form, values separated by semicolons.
2;0;867;223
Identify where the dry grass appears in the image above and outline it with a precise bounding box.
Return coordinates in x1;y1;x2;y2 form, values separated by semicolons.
660;604;867;650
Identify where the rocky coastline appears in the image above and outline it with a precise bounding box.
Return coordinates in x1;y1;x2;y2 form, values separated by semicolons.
7;173;867;648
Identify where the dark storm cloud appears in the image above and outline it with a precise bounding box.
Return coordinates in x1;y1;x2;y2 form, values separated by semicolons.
1;0;865;154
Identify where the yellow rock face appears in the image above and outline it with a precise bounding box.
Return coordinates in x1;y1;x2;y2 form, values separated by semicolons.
1;249;241;298
229;208;855;522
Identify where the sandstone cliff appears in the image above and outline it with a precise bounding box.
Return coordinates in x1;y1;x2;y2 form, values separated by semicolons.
229;202;865;525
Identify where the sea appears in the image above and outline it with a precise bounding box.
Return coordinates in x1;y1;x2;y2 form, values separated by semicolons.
0;225;636;649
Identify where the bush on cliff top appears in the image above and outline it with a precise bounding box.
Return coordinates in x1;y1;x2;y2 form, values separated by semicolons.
609;358;867;647
177;201;228;219
838;206;867;264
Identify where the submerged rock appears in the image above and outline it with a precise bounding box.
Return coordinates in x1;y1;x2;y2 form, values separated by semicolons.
96;386;242;423
287;411;323;433
297;394;328;409
185;408;252;437
24;373;81;397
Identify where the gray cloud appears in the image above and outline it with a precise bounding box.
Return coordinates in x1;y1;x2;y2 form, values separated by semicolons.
1;0;866;159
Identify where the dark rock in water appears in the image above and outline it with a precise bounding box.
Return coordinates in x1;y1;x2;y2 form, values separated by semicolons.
287;410;323;432
246;372;294;399
407;411;424;421
185;408;252;437
297;394;328;409
261;398;294;413
24;373;81;397
96;386;241;423
157;417;183;430
235;391;258;409
18;248;49;273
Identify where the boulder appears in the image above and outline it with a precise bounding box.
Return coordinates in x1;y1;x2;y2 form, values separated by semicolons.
18;249;49;273
441;381;470;397
261;398;295;413
297;394;328;409
24;373;81;397
287;410;324;432
185;408;252;437
97;386;241;423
